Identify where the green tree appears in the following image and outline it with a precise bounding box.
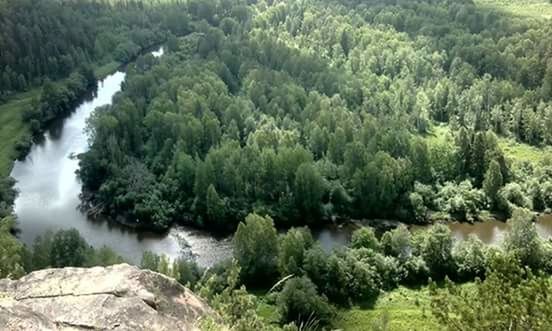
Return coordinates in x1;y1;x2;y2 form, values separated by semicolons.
452;235;487;280
455;127;471;176
206;184;226;227
431;254;552;331
0;217;25;278
277;276;334;326
421;223;454;278
294;163;325;221
351;227;380;251
49;229;89;268
278;227;314;276
470;131;487;185
381;224;412;261
233;213;279;285
482;159;503;208
504;208;542;269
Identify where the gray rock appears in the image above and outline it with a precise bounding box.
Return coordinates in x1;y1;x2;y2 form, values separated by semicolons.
0;264;217;330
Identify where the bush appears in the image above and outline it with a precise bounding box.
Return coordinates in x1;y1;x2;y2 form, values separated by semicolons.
420;223;455;278
350;248;401;290
497;183;532;216
433;181;487;222
15;134;33;160
351;226;380;251
278;227;314;276
504;208;542;269
49;229;90;267
233;213;279;285
401;255;430;285
277;276;334;326
381;224;412;261
453;235;487;280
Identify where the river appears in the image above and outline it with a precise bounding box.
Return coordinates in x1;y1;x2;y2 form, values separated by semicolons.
11;48;231;267
10;47;552;269
417;213;552;246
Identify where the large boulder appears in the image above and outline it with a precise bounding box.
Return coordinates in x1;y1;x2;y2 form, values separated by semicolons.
0;264;217;330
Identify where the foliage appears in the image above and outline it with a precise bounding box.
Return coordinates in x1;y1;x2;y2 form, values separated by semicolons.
197;260;288;331
419;224;455;279
433;181;487;222
452;235;488;280
278;227;314;276
0;0;183;98
430;254;552;331
504;208;542;269
140;251;203;288
78;0;552;231
233;213;279;285
381;224;412;261
0;177;16;218
49;229;90;268
351;227;381;251
482;159;504;207
27;228;123;271
0;217;25;279
277;276;334;326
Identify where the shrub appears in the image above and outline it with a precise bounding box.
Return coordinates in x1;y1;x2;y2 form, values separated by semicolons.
277;276;334;326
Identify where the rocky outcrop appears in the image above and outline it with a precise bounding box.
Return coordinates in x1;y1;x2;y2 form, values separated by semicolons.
0;264;217;330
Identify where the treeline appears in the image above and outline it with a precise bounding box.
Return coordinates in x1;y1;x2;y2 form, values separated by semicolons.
13;66;98;159
0;0;192;99
141;209;552;329
0;218;123;279
80;0;552;231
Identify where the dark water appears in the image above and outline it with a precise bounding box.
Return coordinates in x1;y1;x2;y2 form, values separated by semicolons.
11;48;231;267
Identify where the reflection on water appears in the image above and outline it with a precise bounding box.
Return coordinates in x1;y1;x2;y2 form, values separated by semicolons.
411;214;552;246
312;223;357;252
447;220;509;245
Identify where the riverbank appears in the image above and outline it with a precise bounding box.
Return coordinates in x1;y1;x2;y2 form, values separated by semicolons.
0;43;166;179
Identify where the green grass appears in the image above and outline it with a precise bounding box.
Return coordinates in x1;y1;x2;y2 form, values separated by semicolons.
425;124;552;165
332;286;441;331
0;88;40;177
476;0;552;20
255;286;448;330
498;137;552;164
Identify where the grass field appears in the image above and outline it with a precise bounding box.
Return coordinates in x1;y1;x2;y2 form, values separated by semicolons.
254;286;443;330
476;0;552;20
332;286;441;331
426;124;552;165
0;89;39;177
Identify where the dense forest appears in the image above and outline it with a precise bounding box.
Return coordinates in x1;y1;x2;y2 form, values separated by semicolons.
79;0;552;232
0;0;190;99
